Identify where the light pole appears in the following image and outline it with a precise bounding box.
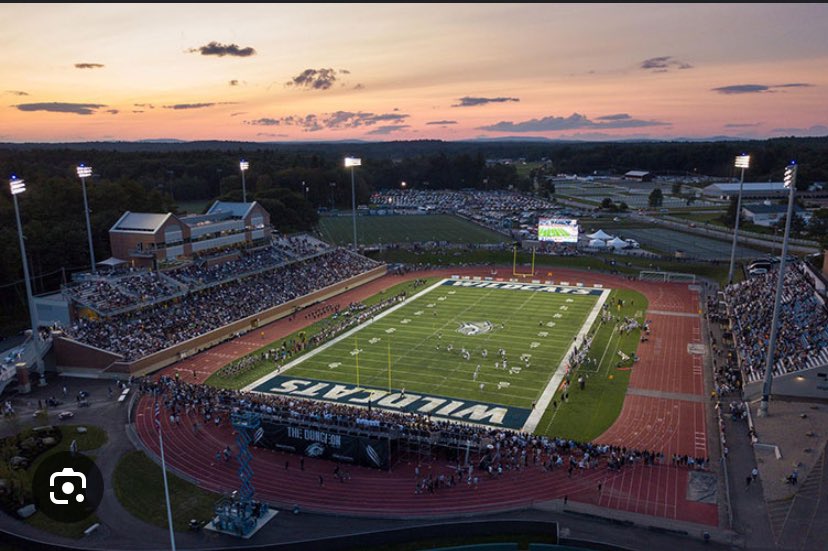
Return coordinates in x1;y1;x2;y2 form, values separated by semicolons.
345;157;361;251
77;164;96;273
727;154;750;284
10;176;44;380
239;160;249;203
757;162;797;418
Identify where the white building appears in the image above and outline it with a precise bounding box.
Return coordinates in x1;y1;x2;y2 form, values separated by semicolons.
741;203;811;227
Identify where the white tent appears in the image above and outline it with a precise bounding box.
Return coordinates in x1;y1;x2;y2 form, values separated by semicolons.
606;236;628;249
625;239;640;249
586;229;614;240
588;239;607;248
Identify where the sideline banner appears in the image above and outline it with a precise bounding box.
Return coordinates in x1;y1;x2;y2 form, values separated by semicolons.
256;420;390;470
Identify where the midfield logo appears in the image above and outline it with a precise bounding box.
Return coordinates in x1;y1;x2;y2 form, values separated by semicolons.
457;321;493;336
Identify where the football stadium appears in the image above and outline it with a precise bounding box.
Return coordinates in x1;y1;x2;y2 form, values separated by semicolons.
2;173;828;551
3;6;828;551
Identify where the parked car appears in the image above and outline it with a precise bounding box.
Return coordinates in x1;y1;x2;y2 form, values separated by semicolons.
58;411;74;420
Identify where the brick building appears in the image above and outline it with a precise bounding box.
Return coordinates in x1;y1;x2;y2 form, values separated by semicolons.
109;201;271;267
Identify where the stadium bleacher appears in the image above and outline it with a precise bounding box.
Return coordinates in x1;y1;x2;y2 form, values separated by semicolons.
724;262;828;383
65;246;380;361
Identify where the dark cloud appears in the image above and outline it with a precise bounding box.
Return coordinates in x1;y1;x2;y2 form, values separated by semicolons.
478;112;670;133
245;111;408;132
162;103;216;110
246;117;281;126
712;83;814;94
640;56;693;71
453;96;520;107
286;68;352;91
134;103;155;109
771;124;828;137
74;63;105;69
325;111;408;128
426;120;458;125
365;125;411;136
724;123;761;128
353;83;365;90
15;102;106;115
106;109;119;115
595;113;631;121
132;110;144;113
230;111;247;117
5;90;29;96
162;102;237;110
189;41;256;57
229;80;239;86
256;132;289;138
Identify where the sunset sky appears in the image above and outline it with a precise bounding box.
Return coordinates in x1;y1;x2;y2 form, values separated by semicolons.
2;3;827;143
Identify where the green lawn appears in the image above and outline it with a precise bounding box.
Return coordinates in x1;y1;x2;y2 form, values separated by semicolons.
0;424;108;539
112;451;218;532
536;289;647;441
205;278;443;390
210;274;645;441
318;214;510;245
253;281;599;412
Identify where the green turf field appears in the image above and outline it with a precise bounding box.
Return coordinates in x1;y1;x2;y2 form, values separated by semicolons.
318;214;510;245
248;279;609;431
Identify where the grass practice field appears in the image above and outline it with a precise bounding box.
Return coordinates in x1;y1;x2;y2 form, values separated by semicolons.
318;214;510;245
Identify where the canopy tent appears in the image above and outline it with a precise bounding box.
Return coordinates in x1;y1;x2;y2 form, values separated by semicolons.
96;257;128;270
606;236;628;249
624;239;640;249
588;239;607;248
586;229;614;240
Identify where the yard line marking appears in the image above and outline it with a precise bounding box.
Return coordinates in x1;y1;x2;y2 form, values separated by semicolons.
242;278;449;392
522;287;611;433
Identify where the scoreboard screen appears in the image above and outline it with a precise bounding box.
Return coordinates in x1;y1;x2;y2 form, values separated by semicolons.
538;218;578;243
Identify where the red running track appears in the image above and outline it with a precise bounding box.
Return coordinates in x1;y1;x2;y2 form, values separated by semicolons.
144;266;715;526
136;395;715;525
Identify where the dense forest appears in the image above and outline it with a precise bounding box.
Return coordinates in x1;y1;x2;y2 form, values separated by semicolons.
1;137;827;334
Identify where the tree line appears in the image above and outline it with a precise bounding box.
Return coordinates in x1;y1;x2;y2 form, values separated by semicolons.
1;136;827;334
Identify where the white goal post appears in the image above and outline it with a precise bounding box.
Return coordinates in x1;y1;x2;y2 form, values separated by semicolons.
638;270;696;283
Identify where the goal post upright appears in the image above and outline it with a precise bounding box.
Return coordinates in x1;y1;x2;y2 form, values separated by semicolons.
513;243;536;278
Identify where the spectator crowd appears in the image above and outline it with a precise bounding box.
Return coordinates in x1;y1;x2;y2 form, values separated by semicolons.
67;248;380;360
723;262;828;383
137;374;709;494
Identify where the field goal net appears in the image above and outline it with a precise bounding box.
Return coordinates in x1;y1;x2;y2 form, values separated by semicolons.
639;271;696;283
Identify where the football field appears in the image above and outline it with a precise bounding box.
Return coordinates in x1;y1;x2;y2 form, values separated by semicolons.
248;279;609;431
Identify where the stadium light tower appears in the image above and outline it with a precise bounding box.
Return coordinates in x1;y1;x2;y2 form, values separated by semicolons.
9;176;44;379
757;162;797;418
239;160;249;203
76;164;96;273
344;157;362;251
727;154;750;284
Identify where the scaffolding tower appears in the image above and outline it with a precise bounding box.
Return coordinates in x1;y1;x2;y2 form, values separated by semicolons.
210;411;269;538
